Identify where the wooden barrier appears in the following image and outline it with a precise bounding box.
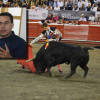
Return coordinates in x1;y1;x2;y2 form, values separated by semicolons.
28;22;100;46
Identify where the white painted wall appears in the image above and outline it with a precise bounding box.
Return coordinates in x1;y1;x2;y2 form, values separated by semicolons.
20;8;26;41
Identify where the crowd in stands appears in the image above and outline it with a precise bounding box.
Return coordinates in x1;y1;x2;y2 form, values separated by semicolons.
0;0;100;22
27;0;100;11
27;0;100;22
0;0;27;7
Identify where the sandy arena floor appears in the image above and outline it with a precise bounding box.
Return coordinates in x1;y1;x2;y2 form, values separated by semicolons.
0;43;100;100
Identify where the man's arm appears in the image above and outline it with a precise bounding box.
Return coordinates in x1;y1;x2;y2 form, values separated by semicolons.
30;34;44;44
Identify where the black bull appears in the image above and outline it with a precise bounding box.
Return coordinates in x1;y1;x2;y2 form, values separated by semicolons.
33;41;93;79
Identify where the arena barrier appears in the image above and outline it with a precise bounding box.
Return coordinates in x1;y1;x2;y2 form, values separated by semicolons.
17;44;36;72
28;22;100;45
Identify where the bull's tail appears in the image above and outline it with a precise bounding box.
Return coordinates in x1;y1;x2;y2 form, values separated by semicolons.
83;47;94;51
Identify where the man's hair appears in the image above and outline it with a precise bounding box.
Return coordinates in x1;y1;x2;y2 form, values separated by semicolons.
0;12;13;23
42;22;48;28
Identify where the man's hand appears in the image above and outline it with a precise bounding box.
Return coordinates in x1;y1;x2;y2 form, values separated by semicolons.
0;44;12;58
29;43;32;46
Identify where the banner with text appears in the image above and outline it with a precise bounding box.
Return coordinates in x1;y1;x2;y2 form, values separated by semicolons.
28;9;48;20
49;10;95;20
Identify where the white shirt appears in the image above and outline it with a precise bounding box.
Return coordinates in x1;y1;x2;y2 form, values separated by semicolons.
92;7;98;11
79;17;87;21
3;0;8;4
57;1;64;7
88;16;95;21
78;1;85;8
54;6;60;10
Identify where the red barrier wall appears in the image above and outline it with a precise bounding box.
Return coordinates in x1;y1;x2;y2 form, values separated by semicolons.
28;22;100;45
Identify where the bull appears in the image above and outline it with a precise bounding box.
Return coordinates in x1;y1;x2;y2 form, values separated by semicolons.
33;41;93;79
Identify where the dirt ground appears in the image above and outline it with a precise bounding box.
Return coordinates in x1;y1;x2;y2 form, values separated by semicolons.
0;43;100;100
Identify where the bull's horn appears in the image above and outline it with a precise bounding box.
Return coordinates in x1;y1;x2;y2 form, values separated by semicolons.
26;59;33;62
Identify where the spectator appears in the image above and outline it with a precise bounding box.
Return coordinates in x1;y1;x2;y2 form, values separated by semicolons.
48;5;53;10
46;13;53;20
61;16;66;23
97;6;100;11
73;0;78;7
49;0;54;7
57;0;64;10
88;13;95;21
54;4;60;10
65;20;70;24
85;0;91;8
30;2;36;9
36;5;42;10
17;0;22;7
73;4;79;11
78;0;85;9
22;1;26;7
94;0;98;4
65;0;73;10
15;2;20;7
92;3;98;11
52;13;59;22
42;4;48;10
95;13;100;22
3;0;8;5
87;4;92;11
79;14;87;21
79;3;87;11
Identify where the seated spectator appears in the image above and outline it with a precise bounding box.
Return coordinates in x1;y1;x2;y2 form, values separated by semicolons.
36;5;42;10
97;6;100;11
17;0;22;7
30;2;36;9
88;13;95;21
75;20;79;25
22;1;26;7
52;13;59;22
73;4;79;11
57;0;64;10
79;3;87;11
79;14;87;21
57;19;63;24
64;0;68;7
94;0;99;4
78;0;85;9
15;2;20;7
73;0;78;7
65;0;73;10
49;0;54;7
3;0;8;5
95;14;100;22
92;3;98;11
46;13;52;20
0;1;3;7
65;20;70;24
54;4;60;10
87;4;92;11
53;0;58;8
61;16;66;23
48;5;53;10
42;4;48;10
52;19;57;24
85;0;91;8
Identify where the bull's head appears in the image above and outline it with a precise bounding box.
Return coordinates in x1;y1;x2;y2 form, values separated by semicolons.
33;59;45;74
